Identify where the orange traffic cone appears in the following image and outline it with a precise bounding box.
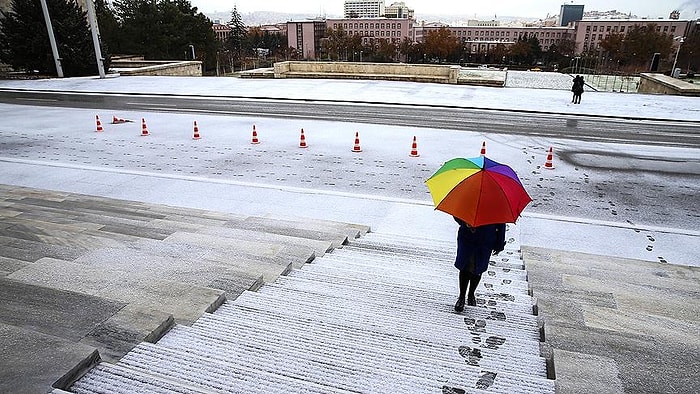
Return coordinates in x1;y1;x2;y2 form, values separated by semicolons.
112;116;129;124
351;131;362;152
409;136;420;157
193;121;201;140
299;128;308;148
251;124;260;144
95;115;104;132
140;118;149;136
480;141;486;156
544;146;555;169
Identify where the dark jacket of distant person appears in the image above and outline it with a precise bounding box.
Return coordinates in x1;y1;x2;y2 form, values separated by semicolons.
454;217;506;275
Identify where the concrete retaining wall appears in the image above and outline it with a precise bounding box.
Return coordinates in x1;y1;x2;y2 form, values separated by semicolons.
115;61;202;77
638;73;700;96
274;61;460;84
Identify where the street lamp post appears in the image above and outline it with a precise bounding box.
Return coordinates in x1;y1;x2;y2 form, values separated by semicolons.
671;36;685;78
39;0;63;77
85;0;105;78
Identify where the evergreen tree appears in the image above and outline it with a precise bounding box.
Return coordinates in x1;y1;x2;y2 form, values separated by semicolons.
225;5;247;59
0;0;99;76
111;0;218;70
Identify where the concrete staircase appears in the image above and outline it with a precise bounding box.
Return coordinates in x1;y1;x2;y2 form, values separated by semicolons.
0;185;364;392
66;229;555;393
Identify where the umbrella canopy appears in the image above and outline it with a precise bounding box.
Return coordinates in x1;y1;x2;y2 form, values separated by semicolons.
425;156;532;227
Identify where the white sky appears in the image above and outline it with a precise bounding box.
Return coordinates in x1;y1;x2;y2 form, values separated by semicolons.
191;0;699;19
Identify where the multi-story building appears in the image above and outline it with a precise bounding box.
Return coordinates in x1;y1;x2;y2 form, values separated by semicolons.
385;2;414;19
287;19;328;59
286;17;414;59
572;18;690;54
212;23;232;42
287;2;693;62
344;0;385;18
415;23;575;53
327;17;414;45
559;4;585;27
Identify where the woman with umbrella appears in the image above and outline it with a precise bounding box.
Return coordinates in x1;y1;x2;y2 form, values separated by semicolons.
425;156;531;312
453;218;505;311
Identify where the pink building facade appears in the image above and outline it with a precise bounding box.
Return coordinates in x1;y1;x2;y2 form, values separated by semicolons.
287;20;327;59
416;25;575;53
286;18;692;60
571;19;690;54
326;17;414;45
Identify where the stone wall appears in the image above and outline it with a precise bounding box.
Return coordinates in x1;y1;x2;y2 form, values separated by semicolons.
274;61;460;84
638;73;700;96
114;61;202;77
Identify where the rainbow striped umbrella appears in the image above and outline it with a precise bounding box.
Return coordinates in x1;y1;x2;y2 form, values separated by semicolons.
425;156;532;226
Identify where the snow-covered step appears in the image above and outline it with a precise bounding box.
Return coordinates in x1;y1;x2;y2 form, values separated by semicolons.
196;306;547;378
288;269;535;313
226;291;542;355
351;232;521;254
302;258;530;290
340;245;526;270
320;251;529;281
128;338;491;394
317;253;530;284
329;245;525;270
118;342;358;394
356;231;456;250
298;263;531;295
157;324;553;393
360;226;522;251
69;362;209;394
256;284;540;338
270;275;536;318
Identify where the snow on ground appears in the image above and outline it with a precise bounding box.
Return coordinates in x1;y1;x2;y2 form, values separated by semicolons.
505;70;576;90
0;74;698;266
1;71;698;121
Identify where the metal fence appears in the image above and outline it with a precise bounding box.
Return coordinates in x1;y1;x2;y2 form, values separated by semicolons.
583;73;640;93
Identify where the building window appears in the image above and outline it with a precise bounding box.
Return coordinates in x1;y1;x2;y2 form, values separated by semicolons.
586;26;590;32
592;26;597;32
671;26;676;33
663;26;668;32
620;26;625;32
606;26;611;32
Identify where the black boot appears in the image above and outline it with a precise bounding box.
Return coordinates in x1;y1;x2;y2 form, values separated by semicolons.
467;273;482;307
455;297;465;312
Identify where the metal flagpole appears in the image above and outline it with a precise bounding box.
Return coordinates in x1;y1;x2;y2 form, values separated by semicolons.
39;0;64;77
85;0;106;78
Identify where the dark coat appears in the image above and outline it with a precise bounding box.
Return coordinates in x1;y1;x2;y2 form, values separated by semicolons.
572;76;584;94
454;218;506;275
